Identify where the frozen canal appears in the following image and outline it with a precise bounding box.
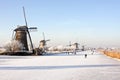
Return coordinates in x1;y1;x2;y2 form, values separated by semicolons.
0;51;120;80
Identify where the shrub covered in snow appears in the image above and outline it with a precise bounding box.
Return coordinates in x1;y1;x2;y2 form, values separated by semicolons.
4;40;24;52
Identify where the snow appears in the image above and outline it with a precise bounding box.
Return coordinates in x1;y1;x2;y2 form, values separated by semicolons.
0;51;120;80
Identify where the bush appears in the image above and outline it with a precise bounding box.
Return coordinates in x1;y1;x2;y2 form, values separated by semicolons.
4;40;24;52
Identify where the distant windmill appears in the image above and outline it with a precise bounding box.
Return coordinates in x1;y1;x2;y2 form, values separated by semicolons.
68;41;72;47
13;7;37;53
39;32;50;52
81;45;86;51
73;42;80;50
66;41;80;51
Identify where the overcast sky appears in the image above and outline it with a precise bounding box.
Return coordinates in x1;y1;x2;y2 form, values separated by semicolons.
0;0;120;48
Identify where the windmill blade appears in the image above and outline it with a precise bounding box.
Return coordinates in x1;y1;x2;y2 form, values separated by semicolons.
43;32;45;40
22;7;34;51
28;27;37;32
28;27;37;30
46;39;50;42
27;27;34;51
23;7;28;27
69;41;71;46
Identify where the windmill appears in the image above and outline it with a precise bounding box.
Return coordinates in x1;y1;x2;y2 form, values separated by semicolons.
13;7;37;54
68;41;72;47
66;41;72;50
67;41;79;49
66;41;80;53
73;42;80;50
39;32;50;53
81;45;86;51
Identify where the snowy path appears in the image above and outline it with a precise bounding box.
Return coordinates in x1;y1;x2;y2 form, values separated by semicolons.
0;51;120;80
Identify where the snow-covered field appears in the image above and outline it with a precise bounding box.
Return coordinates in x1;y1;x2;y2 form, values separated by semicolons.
0;51;120;80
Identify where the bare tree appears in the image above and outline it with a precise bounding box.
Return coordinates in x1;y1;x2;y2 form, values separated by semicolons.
4;40;24;52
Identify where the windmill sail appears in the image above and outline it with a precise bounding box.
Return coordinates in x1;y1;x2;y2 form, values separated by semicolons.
23;7;34;51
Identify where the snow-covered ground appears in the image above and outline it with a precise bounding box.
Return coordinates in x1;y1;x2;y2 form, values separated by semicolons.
0;51;120;80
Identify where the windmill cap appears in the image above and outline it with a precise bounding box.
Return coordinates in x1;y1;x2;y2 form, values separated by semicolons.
14;26;28;31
